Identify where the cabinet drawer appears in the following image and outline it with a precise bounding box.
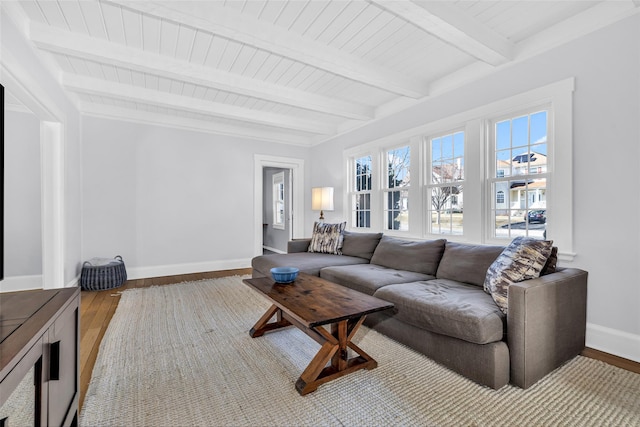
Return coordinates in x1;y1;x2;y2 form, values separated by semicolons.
47;302;79;427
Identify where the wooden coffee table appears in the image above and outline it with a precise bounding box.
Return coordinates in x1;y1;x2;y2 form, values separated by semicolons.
243;273;394;395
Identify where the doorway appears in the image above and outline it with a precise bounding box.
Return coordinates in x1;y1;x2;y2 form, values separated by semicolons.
253;155;304;257
262;167;292;254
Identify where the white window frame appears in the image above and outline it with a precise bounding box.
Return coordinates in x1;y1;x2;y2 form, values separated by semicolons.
425;129;466;236
383;143;412;233
343;78;574;261
352;155;373;229
486;106;551;242
272;171;285;230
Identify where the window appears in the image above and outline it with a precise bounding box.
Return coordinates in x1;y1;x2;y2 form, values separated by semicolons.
427;131;464;235
272;172;285;230
490;110;548;239
384;146;410;231
352;156;372;228
343;79;573;259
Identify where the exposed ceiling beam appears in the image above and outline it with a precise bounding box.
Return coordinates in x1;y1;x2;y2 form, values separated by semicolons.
63;74;335;135
79;102;313;146
515;1;640;59
111;0;428;98
28;23;372;121
368;0;514;66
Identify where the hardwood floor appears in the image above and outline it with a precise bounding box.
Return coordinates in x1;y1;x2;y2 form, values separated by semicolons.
581;347;640;374
79;267;640;411
78;268;252;411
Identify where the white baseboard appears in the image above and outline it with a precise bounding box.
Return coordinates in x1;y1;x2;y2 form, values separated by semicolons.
586;322;640;363
263;246;286;254
0;275;43;292
126;258;252;280
66;275;80;289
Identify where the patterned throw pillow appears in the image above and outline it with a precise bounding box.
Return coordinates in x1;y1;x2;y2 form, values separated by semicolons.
308;222;346;255
484;236;554;314
541;246;558;275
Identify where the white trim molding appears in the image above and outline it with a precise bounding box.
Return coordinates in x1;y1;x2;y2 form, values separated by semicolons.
586;323;640;363
41;121;66;289
262;246;287;255
126;259;251;281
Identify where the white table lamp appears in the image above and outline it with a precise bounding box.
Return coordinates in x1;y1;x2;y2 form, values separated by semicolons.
311;187;334;221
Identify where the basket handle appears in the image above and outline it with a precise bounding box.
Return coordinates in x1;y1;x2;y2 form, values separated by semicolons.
83;261;92;267
115;255;123;261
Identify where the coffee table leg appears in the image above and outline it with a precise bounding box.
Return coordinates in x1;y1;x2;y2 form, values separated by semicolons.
249;304;291;338
295;316;377;395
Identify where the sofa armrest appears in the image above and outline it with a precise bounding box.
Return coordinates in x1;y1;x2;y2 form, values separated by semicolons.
507;267;588;388
287;239;311;253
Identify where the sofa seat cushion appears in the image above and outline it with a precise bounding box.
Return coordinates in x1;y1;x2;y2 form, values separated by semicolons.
320;264;434;296
373;279;506;345
251;253;368;278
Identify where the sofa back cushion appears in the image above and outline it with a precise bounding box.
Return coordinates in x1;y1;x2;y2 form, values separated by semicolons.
436;242;505;287
341;231;383;260
370;236;446;275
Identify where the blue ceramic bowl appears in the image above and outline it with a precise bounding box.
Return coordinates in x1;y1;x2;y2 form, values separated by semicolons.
270;267;299;283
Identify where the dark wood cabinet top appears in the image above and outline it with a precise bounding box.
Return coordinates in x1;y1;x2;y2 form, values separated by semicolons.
0;287;80;382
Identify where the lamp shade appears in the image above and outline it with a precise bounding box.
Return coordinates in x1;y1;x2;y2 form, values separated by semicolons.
311;187;334;211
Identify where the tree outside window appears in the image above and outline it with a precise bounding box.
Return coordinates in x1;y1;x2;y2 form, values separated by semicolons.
429;131;464;235
385;146;410;231
353;156;372;228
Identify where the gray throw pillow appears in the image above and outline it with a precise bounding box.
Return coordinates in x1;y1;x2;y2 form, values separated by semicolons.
484;236;553;314
308;222;346;255
370;236;446;275
341;231;383;260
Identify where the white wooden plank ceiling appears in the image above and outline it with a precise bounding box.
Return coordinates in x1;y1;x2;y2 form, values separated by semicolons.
3;0;639;146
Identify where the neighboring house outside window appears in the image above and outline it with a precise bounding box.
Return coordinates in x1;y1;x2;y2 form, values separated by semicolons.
353;155;372;228
385;146;410;231
490;110;549;239
427;131;464;235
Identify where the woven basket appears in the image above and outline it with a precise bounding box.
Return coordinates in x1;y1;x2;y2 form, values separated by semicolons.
81;255;127;291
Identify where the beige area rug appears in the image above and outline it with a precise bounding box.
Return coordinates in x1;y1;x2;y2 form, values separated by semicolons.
80;276;640;427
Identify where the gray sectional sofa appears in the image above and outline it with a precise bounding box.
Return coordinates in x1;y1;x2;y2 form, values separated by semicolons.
251;232;588;390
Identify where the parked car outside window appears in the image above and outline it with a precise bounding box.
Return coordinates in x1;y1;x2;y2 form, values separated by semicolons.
525;209;546;224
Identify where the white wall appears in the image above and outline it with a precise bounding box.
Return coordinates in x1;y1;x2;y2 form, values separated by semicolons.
2;110;42;289
1;10;83;289
81;116;309;278
311;14;640;362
